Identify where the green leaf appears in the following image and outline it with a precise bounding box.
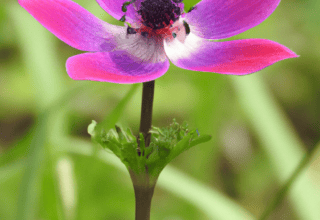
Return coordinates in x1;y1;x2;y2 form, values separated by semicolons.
189;134;212;148
62;138;255;220
87;120;97;136
90;119;211;179
139;133;146;158
16;116;47;220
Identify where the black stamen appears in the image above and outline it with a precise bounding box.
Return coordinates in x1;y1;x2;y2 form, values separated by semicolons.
127;27;137;34
137;0;182;30
173;7;181;15
122;1;131;12
172;33;177;38
183;20;190;35
119;15;126;22
188;6;196;13
141;32;149;37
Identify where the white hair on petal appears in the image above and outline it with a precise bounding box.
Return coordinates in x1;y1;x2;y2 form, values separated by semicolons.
114;29;167;63
164;32;204;61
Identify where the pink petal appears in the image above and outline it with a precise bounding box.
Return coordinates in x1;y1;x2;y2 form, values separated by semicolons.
96;0;140;24
66;33;169;84
18;0;124;51
164;34;298;75
66;51;170;84
66;29;169;83
185;0;281;39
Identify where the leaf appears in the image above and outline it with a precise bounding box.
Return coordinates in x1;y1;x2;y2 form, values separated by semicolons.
189;134;212;149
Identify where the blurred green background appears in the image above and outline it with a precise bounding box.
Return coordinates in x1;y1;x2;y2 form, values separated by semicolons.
1;0;320;219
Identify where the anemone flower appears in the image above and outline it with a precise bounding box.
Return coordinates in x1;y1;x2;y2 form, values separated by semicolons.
19;0;297;84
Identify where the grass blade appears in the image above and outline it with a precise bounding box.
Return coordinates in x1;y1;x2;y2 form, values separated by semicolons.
230;74;320;220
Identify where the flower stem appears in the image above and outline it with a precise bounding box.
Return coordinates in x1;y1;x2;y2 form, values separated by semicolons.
133;185;155;220
131;80;155;220
139;80;155;147
130;171;156;220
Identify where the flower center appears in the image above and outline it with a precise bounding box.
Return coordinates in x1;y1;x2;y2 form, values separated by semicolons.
138;0;182;30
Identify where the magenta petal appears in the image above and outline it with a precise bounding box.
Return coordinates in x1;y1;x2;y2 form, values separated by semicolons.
185;0;281;39
66;51;170;84
96;0;138;23
18;0;124;51
164;34;298;75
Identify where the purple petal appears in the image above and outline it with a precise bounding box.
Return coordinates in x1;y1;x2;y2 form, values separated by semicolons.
96;0;139;24
185;0;281;39
66;34;169;84
66;51;169;84
18;0;124;51
164;34;298;75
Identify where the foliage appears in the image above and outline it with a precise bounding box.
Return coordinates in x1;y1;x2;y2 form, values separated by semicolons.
89;119;211;179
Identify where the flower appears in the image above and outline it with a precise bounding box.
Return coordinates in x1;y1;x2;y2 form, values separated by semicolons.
19;0;298;84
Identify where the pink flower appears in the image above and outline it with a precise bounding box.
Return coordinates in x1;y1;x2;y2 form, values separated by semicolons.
19;0;298;84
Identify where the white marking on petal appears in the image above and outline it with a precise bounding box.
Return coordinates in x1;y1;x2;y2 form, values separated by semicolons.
114;29;167;63
164;32;206;62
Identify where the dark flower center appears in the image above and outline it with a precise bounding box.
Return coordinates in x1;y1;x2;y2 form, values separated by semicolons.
138;0;182;30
